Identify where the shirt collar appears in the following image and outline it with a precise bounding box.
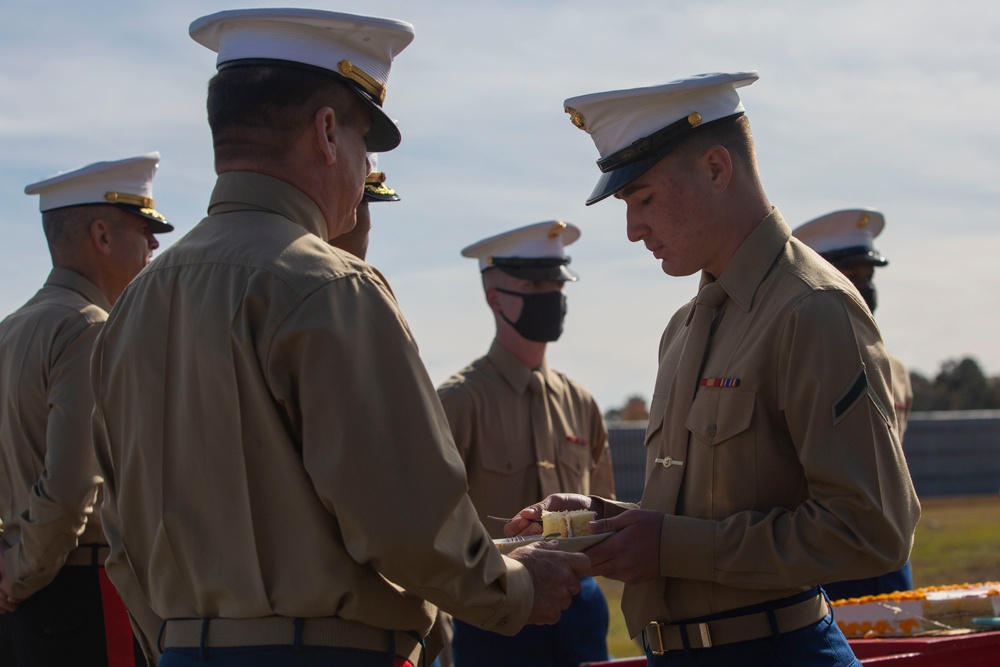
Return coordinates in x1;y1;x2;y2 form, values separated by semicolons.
486;339;559;395
45;267;113;312
208;172;328;240
711;208;791;313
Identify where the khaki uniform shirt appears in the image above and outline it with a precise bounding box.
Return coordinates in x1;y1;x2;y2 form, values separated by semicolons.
0;268;109;598
438;341;614;539
91;172;532;660
611;210;920;636
887;353;913;439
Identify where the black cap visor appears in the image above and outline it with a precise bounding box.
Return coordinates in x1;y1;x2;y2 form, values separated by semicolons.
488;258;578;282
122;205;174;233
586;151;671;205
363;183;401;202
357;96;400;152
586;112;744;206
824;247;888;267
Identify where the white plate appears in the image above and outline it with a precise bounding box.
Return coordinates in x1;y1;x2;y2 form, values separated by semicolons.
492;532;614;555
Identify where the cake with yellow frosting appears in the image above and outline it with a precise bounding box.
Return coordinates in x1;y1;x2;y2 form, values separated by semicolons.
541;510;596;538
831;582;1000;638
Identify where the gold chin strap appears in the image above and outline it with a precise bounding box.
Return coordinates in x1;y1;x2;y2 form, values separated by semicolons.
105;191;153;208
365;171;387;185
338;60;386;104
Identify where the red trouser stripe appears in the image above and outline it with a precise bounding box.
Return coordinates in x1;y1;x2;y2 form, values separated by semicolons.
98;568;136;667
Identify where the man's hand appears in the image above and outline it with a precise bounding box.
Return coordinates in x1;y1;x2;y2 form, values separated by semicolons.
0;543;21;613
503;493;594;538
508;541;590;625
584;509;663;584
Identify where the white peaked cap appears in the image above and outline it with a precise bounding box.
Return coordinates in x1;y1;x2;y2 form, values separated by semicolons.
190;8;414;152
24;152;172;232
793;209;888;266
564;71;759;204
462;221;581;281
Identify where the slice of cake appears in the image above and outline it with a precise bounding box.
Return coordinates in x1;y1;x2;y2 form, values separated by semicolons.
541;510;596;538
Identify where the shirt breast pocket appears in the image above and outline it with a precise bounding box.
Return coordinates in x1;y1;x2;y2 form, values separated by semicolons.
685;389;757;516
478;438;536;476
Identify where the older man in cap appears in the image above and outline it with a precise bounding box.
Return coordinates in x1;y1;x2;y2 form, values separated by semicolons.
439;221;614;667
506;72;920;666
0;153;172;667
794;208;915;599
90;9;587;667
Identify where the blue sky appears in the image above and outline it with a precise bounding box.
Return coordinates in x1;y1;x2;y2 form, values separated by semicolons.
2;1;998;411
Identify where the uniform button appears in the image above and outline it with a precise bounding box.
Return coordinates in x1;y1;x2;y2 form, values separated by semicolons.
708;425;718;437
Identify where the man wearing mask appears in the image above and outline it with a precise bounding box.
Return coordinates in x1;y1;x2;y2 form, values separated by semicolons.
438;221;615;667
0;153;172;666
794;208;914;598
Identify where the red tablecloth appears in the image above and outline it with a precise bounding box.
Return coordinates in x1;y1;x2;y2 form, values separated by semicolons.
849;630;1000;665
582;631;1000;666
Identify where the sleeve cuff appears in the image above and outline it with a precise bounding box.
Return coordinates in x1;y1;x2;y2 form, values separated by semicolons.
478;555;534;636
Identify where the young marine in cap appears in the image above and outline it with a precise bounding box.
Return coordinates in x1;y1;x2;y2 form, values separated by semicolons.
506;72;920;666
0;153;171;666
794;209;915;600
438;221;615;667
89;9;587;666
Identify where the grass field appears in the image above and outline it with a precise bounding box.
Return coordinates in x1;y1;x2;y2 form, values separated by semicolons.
598;494;1000;659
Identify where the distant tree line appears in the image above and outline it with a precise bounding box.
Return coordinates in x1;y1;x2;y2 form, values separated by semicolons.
910;357;1000;411
605;357;1000;421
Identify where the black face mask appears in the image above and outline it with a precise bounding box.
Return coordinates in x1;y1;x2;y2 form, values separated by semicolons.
495;288;567;342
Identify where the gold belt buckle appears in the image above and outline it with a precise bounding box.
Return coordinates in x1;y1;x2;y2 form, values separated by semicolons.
694;622;713;648
653;623;666;655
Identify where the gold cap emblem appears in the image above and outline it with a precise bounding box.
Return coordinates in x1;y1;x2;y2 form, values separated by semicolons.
548;221;568;239
688;112;702;127
338;59;386;104
857;213;870;229
105;191;153;208
565;106;586;130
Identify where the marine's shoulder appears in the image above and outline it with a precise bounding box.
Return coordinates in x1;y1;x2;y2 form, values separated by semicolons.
1;284;107;334
547;366;598;404
438;355;493;395
775;238;857;298
143;212;382;298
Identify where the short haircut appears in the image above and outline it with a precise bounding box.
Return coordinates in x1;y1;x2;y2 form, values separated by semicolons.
674;114;758;174
41;204;139;263
42;205;103;257
207;64;367;162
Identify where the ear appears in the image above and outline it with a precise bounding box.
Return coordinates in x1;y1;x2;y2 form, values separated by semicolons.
314;106;338;166
702;145;733;192
485;286;501;312
89;218;114;256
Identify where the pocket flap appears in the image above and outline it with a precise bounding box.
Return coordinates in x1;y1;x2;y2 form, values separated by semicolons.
686;389;755;445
